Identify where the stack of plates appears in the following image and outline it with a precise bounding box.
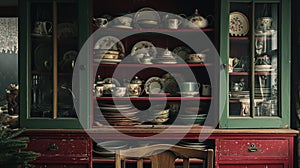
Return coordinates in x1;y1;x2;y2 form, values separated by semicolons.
254;65;273;71
94;49;122;64
150;108;170;125
178;140;207;149
152;57;177;64
177;113;207;125
94;140;129;158
254;88;271;98
230;91;249;99
152;52;177;64
95;104;141;126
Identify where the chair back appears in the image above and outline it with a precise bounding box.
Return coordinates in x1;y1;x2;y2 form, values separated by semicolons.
115;144;214;168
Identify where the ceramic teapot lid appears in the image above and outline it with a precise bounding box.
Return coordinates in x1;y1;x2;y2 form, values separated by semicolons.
130;76;143;84
188;9;202;21
163;48;172;56
95;75;104;84
187;9;210;29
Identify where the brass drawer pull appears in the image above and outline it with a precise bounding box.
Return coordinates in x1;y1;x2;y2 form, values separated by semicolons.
48;143;59;151
248;143;258;152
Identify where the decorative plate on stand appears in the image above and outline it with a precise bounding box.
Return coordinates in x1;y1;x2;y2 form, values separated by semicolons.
229;12;249;36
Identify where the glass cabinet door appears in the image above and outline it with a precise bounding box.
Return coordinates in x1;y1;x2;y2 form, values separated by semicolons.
220;0;290;128
19;0;88;128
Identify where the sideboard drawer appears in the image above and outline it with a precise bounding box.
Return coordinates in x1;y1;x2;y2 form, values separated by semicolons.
27;138;89;156
218;139;289;160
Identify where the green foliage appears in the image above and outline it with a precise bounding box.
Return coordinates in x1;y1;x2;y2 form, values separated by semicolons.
0;124;40;168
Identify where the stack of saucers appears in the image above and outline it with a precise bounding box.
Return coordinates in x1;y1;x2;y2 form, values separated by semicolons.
152;49;177;64
178;140;207;149
254;88;271;98
95;103;141;126
94;49;122;64
177;113;207;125
93;140;129;158
150;108;170;124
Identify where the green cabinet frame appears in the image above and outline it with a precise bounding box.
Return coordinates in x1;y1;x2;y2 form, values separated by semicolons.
219;0;291;128
19;0;91;129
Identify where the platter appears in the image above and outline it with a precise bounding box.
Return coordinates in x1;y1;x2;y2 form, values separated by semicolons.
229;12;249;36
133;7;161;29
34;43;53;72
131;40;157;57
144;77;164;94
94;36;125;55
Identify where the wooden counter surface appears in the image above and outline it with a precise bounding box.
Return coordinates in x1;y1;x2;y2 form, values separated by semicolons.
24;126;299;135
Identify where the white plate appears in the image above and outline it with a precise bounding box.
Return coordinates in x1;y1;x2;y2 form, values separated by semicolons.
131;41;157;57
229;12;249;36
94;36;125;55
144;77;164;94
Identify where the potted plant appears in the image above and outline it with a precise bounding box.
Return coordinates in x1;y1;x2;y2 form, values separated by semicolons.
0;124;39;168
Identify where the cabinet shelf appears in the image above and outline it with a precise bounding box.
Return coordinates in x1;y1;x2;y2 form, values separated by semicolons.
229;36;249;41
229;72;248;76
32;71;74;76
96;96;211;101
93;27;214;33
229;72;276;76
94;63;211;68
92;157;203;164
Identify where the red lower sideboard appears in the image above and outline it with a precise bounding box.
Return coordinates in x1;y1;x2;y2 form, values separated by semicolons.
21;128;298;168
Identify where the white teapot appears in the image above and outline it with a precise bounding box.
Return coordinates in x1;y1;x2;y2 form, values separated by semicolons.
186;9;212;28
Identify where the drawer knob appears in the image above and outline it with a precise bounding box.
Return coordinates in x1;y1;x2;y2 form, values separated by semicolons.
48;143;59;151
248;143;258;152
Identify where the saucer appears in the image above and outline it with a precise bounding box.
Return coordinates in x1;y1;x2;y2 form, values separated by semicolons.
112;25;133;29
179;92;199;97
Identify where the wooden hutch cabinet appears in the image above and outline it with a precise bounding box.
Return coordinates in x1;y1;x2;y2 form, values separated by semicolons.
18;0;297;167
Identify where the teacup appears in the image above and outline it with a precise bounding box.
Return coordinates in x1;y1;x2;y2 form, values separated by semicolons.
181;82;200;92
201;84;211;96
256;17;272;31
167;18;181;29
113;16;132;27
113;87;127;97
185;53;206;63
93;18;108;28
33;21;53;35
